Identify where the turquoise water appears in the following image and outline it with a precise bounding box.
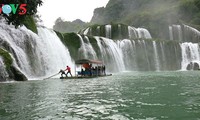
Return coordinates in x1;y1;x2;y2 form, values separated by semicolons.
0;71;200;120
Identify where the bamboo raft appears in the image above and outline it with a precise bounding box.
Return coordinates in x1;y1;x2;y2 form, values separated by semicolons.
60;74;112;79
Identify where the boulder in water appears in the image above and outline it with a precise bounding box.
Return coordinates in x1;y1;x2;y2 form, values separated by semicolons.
186;62;200;70
8;66;28;81
193;62;199;70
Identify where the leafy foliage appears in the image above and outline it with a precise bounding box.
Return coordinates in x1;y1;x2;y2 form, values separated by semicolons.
0;0;42;28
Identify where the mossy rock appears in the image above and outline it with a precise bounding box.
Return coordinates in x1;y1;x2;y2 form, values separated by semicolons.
9;66;28;81
0;48;13;70
22;15;38;34
57;32;81;60
0;48;27;81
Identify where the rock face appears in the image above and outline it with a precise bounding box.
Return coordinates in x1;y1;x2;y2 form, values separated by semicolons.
8;66;28;81
0;48;27;81
186;62;200;70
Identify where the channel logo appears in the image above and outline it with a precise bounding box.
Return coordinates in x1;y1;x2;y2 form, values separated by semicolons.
0;4;27;15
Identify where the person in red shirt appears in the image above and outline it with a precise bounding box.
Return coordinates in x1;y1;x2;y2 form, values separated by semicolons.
65;66;72;77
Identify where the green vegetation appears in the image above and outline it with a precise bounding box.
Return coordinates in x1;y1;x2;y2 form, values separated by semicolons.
0;48;13;70
22;15;38;33
90;0;200;39
0;0;42;28
53;18;90;33
56;32;81;59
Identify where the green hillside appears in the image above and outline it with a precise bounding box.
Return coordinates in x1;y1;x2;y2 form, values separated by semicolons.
53;18;90;33
90;0;200;39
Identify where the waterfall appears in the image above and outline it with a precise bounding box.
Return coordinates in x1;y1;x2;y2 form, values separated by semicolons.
0;22;73;79
77;34;98;59
117;39;137;70
0;23;41;77
136;28;152;39
169;26;173;40
169;24;200;42
95;37;125;72
160;42;166;70
37;27;74;77
80;24;152;40
77;34;88;58
153;41;160;71
105;25;112;39
128;26;138;39
142;40;151;70
0;57;9;80
128;26;152;39
83;36;97;59
169;25;183;41
83;27;90;35
183;25;200;43
184;25;200;36
180;42;200;70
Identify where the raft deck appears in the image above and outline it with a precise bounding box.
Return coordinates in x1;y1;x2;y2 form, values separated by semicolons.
60;74;112;79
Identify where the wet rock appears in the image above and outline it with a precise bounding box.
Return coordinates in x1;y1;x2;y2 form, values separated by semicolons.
8;66;28;81
186;62;200;70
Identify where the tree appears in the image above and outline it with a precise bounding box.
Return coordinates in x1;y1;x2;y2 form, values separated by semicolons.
0;0;42;27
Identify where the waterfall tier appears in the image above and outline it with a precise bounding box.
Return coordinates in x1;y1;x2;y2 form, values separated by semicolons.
0;22;73;80
60;33;182;72
169;24;200;43
79;24;152;40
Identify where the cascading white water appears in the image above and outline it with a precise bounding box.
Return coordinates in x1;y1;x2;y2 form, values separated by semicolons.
95;37;125;72
77;34;88;58
169;26;173;40
184;25;200;42
141;40;151;70
77;34;98;59
153;41;160;71
136;28;152;39
128;26;138;39
184;25;200;36
128;26;152;39
37;27;74;77
0;22;74;79
117;39;137;70
83;27;90;35
84;36;97;59
0;57;8;80
0;22;41;77
180;42;200;70
171;25;183;41
160;42;166;69
105;25;112;39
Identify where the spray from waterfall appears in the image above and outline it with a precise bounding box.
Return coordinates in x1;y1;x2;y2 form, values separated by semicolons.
37;27;74;77
95;37;125;72
0;22;74;79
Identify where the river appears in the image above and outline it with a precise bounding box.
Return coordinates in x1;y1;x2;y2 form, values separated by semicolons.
0;71;200;120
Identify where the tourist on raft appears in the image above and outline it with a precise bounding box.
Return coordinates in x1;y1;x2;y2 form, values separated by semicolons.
59;69;66;77
65;65;72;77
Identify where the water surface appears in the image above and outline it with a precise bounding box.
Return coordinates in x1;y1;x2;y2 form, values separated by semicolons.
0;71;200;120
